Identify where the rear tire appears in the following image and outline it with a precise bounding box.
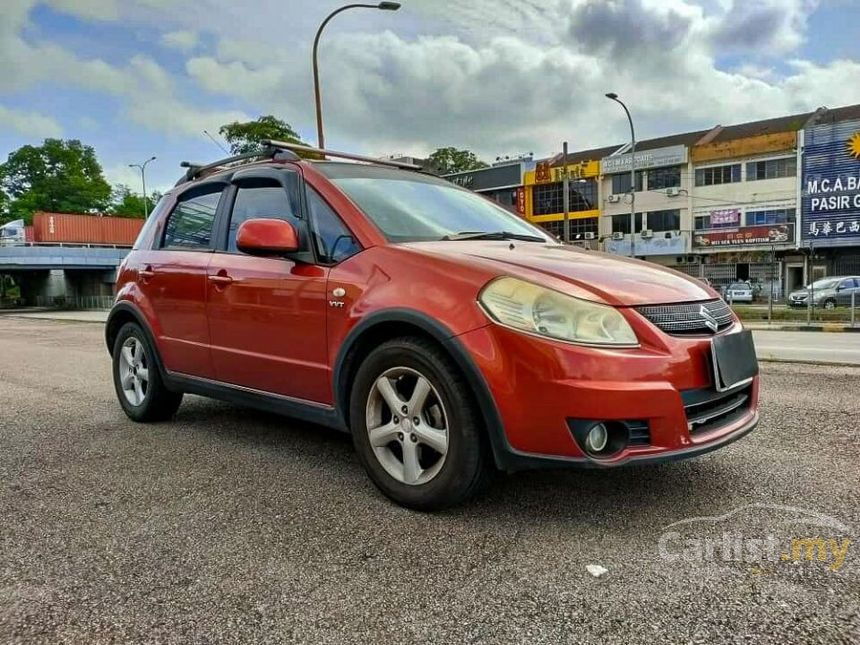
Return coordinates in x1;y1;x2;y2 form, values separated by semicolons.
112;322;183;422
349;336;490;510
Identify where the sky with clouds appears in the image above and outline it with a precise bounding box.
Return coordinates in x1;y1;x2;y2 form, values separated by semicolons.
0;0;858;193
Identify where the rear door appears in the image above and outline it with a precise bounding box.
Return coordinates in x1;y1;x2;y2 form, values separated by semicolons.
205;167;331;403
139;183;224;377
837;278;859;306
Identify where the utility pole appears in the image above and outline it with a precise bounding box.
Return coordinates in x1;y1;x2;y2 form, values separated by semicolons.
606;93;636;257
128;156;156;219
562;141;570;244
313;2;401;149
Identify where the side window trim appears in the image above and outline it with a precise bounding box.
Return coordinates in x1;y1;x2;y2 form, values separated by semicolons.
217;167;315;264
158;182;227;251
305;184;362;266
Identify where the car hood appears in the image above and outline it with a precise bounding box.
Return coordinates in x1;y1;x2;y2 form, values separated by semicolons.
400;241;717;306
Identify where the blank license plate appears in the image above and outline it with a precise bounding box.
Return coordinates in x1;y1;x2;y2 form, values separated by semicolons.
711;330;759;392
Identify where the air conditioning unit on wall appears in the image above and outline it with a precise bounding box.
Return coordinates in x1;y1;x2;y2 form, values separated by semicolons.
641;229;654;239
607;194;621;203
611;231;624;241
666;187;682;197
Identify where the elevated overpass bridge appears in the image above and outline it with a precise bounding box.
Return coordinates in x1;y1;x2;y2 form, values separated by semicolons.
0;243;131;308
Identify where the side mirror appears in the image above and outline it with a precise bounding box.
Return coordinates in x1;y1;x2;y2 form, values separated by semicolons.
236;218;299;256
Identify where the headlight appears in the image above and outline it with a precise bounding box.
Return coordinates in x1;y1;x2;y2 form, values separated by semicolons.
478;277;638;347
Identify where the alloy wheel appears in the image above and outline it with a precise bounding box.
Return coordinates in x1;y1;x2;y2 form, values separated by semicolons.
365;366;449;486
118;337;149;406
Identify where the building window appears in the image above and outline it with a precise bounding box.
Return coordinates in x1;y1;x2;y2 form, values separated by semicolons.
695;164;741;186
745;208;795;226
646;209;681;232
532;178;597;216
611;213;643;234
647;166;682;190
610;171;644;195
745;157;796;181
695;214;739;230
538;217;598;239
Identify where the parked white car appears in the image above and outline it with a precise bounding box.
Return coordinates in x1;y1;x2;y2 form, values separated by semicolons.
726;282;754;303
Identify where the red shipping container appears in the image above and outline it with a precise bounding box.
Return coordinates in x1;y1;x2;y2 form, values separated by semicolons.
32;212;144;246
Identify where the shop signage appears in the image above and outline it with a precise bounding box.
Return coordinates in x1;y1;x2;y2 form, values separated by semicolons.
445;162;524;192
601;144;687;175
605;232;688;256
515;187;526;214
709;209;740;226
801;119;860;247
693;224;793;248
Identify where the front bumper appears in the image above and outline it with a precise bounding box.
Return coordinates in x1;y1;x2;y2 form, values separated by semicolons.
457;316;759;472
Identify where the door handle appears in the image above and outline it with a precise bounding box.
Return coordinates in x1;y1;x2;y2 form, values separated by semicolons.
139;266;155;282
208;273;234;286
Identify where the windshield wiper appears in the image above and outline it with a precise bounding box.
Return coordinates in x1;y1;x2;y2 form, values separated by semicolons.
442;231;546;242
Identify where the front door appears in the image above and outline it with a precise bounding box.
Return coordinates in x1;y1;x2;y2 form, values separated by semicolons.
206;170;330;403
138;184;224;378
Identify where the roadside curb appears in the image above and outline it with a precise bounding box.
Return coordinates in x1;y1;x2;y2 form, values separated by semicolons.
744;323;860;333
759;357;860;368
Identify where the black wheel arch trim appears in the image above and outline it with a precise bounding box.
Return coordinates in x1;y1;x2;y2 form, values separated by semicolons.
332;308;516;470
105;301;170;387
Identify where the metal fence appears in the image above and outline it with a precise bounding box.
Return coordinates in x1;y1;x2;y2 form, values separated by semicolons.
32;294;114;310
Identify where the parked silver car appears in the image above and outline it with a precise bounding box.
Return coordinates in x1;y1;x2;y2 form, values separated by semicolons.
726;282;754;303
788;276;860;309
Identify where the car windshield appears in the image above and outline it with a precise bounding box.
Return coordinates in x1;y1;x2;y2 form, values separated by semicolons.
805;278;840;290
317;163;553;243
729;283;749;290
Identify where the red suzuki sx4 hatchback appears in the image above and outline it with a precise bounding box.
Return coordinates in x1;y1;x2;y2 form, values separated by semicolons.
107;142;759;510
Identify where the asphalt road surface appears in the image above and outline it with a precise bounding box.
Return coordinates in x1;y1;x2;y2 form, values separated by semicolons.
752;329;860;365
0;318;858;644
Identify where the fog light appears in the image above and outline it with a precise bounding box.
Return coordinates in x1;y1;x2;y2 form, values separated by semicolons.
585;423;608;453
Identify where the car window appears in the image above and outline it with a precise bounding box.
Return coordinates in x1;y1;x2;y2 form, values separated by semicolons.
729;283;748;290
162;189;222;249
316;163;552;243
227;176;305;253
809;278;839;290
306;187;360;263
839;278;856;289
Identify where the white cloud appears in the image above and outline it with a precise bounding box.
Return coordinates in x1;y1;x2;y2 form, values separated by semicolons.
1;0;859;162
161;29;199;53
0;104;62;137
44;0;119;21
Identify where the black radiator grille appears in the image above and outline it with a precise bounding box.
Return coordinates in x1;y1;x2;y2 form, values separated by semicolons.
636;299;733;335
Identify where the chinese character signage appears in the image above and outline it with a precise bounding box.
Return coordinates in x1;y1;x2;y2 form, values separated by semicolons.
710;209;740;226
693;224;793;248
515;187;526;214
802;118;860;247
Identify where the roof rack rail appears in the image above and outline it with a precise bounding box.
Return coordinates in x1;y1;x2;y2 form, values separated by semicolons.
261;139;422;170
175;146;301;186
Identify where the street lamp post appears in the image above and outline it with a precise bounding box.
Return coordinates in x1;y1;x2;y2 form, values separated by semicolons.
128;156;156;219
605;92;636;258
312;2;401;150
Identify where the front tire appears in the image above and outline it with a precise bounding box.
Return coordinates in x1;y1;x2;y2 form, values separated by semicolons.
112;322;183;422
349;337;490;510
823;298;837;310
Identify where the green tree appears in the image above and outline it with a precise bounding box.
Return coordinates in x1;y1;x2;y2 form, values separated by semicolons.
219;115;306;155
427;147;489;175
0;188;8;224
108;185;163;218
0;139;112;224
